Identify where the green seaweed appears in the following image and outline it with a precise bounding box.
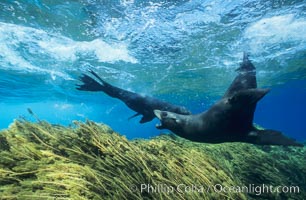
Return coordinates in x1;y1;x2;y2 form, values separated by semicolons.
0;120;305;199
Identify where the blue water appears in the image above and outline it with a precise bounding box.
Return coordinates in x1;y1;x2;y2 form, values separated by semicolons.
0;0;306;141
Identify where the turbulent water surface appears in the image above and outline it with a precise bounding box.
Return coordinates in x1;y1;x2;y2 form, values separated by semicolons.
0;0;306;140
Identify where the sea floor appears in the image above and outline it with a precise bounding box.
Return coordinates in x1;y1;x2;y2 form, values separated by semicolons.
0;120;305;199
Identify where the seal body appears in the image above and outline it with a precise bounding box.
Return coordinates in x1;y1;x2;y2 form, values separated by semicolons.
77;70;191;123
154;53;302;147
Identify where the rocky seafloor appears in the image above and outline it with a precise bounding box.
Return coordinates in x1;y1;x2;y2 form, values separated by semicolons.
0;120;305;200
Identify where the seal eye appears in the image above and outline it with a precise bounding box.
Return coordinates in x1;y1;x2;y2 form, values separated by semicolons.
161;112;168;117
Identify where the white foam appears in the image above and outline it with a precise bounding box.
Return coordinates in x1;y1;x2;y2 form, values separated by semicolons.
38;38;137;63
0;33;68;79
83;39;137;63
244;14;306;53
0;22;137;79
174;9;220;30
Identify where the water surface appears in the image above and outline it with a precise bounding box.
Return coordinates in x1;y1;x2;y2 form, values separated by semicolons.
0;0;305;141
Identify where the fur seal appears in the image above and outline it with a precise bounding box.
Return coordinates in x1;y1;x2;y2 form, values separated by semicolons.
154;53;303;146
76;70;191;123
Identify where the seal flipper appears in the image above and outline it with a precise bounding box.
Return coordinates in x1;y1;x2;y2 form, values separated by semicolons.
76;74;104;91
223;53;257;98
235;52;256;72
89;70;109;87
247;130;303;147
77;70;130;98
228;88;270;106
140;115;154;124
128;113;141;120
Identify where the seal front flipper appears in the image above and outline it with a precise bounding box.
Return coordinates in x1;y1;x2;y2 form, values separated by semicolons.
228;88;270;106
140;115;154;123
128;112;154;123
128;113;141;120
247;129;303;147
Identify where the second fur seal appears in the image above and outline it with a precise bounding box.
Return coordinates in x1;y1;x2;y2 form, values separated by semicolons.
76;70;191;123
154;53;302;147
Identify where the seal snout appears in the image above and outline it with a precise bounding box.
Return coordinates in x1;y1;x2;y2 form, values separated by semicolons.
153;110;162;119
153;110;164;129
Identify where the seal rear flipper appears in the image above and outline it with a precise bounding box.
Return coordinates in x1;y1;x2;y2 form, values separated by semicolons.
223;53;257;98
236;52;255;72
89;70;109;86
76;73;104;91
248;130;303;147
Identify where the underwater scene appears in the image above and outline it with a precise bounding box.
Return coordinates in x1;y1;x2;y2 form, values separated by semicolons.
1;0;306;199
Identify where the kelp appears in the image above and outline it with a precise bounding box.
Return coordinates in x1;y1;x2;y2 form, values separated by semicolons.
0;120;305;200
